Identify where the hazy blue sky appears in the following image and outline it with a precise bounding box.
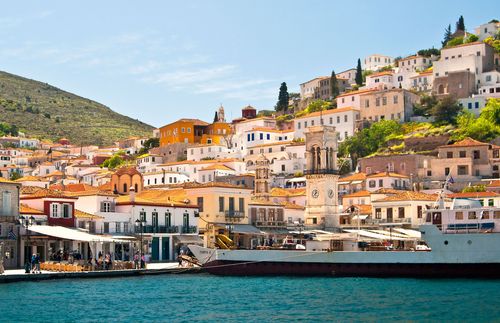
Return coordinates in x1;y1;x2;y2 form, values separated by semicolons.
0;1;498;127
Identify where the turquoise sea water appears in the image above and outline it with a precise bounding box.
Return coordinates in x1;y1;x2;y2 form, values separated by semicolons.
1;274;500;322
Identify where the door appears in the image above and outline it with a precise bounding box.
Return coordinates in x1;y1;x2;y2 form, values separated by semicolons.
161;238;169;261
152;212;158;233
387;208;393;222
151;237;159;261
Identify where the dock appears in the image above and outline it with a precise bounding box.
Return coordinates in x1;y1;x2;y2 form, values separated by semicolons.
0;263;203;284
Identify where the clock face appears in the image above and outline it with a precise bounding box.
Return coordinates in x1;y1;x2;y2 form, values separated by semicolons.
328;189;334;199
312;189;319;199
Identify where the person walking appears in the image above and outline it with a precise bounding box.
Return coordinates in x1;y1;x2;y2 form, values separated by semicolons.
133;253;139;269
30;253;36;274
34;254;41;274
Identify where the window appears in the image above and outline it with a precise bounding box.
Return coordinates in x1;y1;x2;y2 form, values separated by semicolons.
375;208;382;219
382;97;387;105
329;117;333;124
488;199;494;207
468;211;476;220
376;98;380;106
458;165;468;175
259;133;263;140
51;203;59;218
344;115;348;122
473;150;480;159
140;210;146;222
115;222;121;233
181;127;185;133
311;120;315;126
219;196;225;212
459;151;466;158
165;212;171;227
393;95;398;104
468;102;473;109
229;197;235;212
369;180;376;188
103;222;109;233
187;127;191;133
447;152;453;158
2;191;11;216
398;207;405;218
297;122;301;129
304;121;307;127
266;134;270;140
365;99;370;108
455;211;463;220
495;211;500;219
62;204;71;218
281;165;285;172
239;198;245;212
152;212;158;229
378;179;383;187
417;206;423;218
197;197;204;212
445;167;450;176
123;222;129;233
337;116;340;123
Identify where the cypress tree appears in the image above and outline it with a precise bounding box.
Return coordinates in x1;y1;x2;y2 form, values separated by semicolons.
456;15;465;32
330;70;339;99
276;82;289;112
214;111;219;122
355;59;363;86
442;24;452;47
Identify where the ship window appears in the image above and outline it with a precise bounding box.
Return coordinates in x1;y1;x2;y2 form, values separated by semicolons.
494;211;500;219
482;211;490;219
455;211;463;220
444;240;448;245
468;211;477;219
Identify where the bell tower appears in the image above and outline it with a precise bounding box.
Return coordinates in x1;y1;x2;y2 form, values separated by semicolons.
254;154;271;201
304;125;339;229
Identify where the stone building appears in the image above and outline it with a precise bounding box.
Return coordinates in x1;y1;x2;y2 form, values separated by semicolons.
111;167;144;195
0;178;21;269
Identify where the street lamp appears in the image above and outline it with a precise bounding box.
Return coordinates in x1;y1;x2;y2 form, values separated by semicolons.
135;219;145;269
19;215;36;266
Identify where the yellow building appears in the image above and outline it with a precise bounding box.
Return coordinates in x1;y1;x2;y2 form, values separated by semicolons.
159;119;232;147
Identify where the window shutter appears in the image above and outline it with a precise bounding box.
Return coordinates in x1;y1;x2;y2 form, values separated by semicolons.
110;203;115;212
100;202;105;212
277;209;284;221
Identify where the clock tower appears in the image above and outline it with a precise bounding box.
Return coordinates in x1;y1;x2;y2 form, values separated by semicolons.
304;125;340;229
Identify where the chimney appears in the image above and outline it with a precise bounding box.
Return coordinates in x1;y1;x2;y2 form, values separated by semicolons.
129;185;136;203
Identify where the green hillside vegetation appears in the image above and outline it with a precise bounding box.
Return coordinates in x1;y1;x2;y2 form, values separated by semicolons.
0;71;153;146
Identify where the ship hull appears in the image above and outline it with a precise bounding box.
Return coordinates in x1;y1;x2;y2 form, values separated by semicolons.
204;260;500;278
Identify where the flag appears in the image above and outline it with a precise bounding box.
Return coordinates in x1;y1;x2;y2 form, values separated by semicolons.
8;229;17;240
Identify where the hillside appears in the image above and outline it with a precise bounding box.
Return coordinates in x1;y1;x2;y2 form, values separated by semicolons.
0;71;154;146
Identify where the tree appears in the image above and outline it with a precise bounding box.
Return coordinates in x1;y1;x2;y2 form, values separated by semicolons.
138;137;160;155
431;96;462;124
330;70;339;99
213;111;219;123
9;170;22;181
413;94;438;117
275;82;289;112
417;48;440;57
355;59;363;86
102;154;125;170
456;15;465;32
481;98;500;125
338;120;403;167
442;24;452;47
454;99;500;142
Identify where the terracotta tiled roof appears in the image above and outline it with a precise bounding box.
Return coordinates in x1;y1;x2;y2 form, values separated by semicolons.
368;71;394;78
295;106;358;120
20;186;77;200
374;191;437;202
114;167;141;176
343;190;371;198
14;176;48;182
115;189;197;208
336;87;378;98
367;172;409;179
98;182;112;192
247;127;293;133
440;137;489;148
281;202;305;210
74;209;104;219
487;180;500;188
20;204;45;215
200;164;235;171
249;198;282;206
339;172;367;182
0;177;16;184
343;204;372;215
270;187;306;197
447;191;500;198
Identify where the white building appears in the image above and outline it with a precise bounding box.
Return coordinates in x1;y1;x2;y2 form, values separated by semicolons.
300;77;325;99
187;144;233;162
475;21;500;41
363;54;394;71
410;71;434;93
365;71;395;89
294;107;359;142
337;68;357;86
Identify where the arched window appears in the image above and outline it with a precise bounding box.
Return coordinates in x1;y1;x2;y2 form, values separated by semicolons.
123;183;127;193
135;183;138;192
438;84;444;94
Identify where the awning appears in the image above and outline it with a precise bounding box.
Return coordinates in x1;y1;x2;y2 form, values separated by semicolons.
231;224;265;235
393;228;422;239
174;235;203;244
287;177;306;183
352;215;369;220
28;225;126;243
343;229;412;241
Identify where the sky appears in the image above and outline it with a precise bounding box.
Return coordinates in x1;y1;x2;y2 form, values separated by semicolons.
0;1;499;128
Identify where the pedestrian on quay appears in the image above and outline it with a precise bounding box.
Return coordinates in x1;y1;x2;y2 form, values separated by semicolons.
133;253;139;269
34;253;41;274
30;253;36;274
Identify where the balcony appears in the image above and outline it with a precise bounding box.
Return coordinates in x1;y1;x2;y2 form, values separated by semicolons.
135;225;197;234
304;169;339;176
224;210;245;218
254;220;286;228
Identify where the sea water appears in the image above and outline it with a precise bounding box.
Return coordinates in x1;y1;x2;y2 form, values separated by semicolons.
1;274;499;322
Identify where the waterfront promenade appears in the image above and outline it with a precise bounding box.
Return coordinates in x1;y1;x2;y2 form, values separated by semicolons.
0;263;201;283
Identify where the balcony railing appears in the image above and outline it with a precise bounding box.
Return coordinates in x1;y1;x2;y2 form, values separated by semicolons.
304;169;339;176
135;225;197;234
224;210;245;218
254;220;286;228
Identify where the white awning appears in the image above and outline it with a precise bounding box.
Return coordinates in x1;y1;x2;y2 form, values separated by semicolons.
287;177;306;183
393;228;422;239
352;215;369;220
174;235;203;244
343;229;412;241
28;225;127;243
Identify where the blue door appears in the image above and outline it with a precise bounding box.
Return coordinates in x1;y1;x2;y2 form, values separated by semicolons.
152;237;159;261
161;238;169;261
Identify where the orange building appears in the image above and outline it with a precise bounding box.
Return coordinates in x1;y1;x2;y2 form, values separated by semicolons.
159;119;232;147
159;119;208;146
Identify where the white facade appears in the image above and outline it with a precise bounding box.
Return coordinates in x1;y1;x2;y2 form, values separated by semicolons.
475;21;500;41
143;171;190;187
458;96;488;116
187;144;233;161
363;54;394;71
300;77;324;99
294;107;359;141
365;72;395;89
410;72;434;93
337;68;357;86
